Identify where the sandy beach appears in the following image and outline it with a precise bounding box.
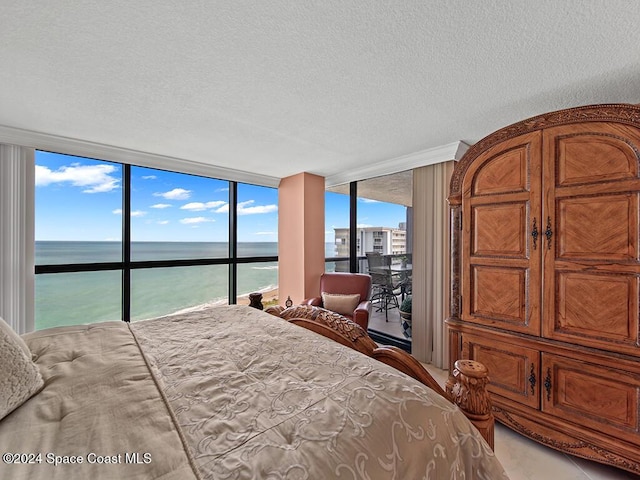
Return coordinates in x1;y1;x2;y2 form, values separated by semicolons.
150;286;282;319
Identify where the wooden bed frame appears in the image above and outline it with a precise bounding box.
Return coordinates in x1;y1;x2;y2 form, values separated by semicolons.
264;304;495;448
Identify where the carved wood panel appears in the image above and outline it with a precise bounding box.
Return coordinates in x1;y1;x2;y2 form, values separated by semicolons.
542;353;640;445
556;194;637;261
464;333;539;409
461;131;541;336
543;123;640;356
472;202;528;257
546;271;639;355
468;265;531;331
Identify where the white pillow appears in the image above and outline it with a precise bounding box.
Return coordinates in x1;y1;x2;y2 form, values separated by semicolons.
321;292;361;316
0;317;44;420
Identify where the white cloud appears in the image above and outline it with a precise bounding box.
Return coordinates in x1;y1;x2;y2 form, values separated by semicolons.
150;203;171;209
154;188;191;200
255;231;276;236
181;201;227;211
180;217;214;224
239;204;278;215
35;163;120;193
157;220;169;225
359;198;380;203
112;209;146;217
177;200;277;215
141;175;157;180
237;200;278;216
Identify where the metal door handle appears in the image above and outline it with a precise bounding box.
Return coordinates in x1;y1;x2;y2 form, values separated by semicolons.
545;217;553;250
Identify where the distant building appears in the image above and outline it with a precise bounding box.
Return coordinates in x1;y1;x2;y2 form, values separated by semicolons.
334;225;406;257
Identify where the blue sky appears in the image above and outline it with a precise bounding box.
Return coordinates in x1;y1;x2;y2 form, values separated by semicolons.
35;151;407;242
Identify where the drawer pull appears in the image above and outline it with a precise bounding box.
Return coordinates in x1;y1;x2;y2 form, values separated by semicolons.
528;364;536;395
544;368;552;401
545;217;553;250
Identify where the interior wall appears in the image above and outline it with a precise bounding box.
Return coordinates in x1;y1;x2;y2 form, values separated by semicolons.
411;161;454;366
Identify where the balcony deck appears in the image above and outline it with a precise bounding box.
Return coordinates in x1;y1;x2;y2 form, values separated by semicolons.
367;295;411;352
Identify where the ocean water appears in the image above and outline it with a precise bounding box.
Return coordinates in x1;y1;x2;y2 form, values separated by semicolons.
35;241;280;329
35;241;339;330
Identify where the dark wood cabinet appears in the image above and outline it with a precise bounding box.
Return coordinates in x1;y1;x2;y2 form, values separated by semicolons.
447;104;640;475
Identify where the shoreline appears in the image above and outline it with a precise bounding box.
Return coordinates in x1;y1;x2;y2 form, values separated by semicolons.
169;286;280;316
240;286;279;307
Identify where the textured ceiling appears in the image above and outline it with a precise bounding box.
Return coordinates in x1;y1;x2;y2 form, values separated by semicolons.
328;170;413;207
1;1;639;189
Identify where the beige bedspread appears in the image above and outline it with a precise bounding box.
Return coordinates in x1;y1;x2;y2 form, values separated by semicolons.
0;305;508;479
0;321;197;480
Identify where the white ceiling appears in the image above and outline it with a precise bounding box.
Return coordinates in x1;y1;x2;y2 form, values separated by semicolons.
1;1;639;189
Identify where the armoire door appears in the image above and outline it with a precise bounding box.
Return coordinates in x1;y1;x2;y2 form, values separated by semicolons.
542;122;640;357
463;332;540;409
541;352;640;446
461;131;542;335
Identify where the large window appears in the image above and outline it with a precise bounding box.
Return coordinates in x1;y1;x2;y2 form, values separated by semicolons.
130;166;230;260
35;153;123;262
34;151;278;329
356;194;409;258
325;173;413;348
35;270;122;329
236;184;278;306
324;190;351;272
130;265;229;321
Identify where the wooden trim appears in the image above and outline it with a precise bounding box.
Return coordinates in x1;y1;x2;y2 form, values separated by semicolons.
449;103;640;199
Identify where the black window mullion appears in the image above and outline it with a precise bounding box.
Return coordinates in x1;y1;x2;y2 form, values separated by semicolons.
349;181;358;273
228;181;238;304
122;164;131;322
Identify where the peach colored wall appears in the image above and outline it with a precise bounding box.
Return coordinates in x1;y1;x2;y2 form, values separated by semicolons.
278;172;326;305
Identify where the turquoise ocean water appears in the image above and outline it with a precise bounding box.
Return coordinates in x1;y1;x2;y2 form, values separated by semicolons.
35;241;337;330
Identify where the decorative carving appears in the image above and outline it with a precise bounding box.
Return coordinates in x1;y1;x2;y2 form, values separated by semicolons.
531;217;538;250
449;104;640;197
528;364;536;395
265;305;285;316
544;216;553;250
544;368;552;402
267;304;378;352
448;207;462;320
446;360;494;449
447;360;492;415
495;408;640;475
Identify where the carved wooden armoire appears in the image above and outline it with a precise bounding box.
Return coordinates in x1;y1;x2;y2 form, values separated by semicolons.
447;104;640;474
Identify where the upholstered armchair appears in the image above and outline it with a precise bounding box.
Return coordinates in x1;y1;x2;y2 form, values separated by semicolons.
303;272;372;330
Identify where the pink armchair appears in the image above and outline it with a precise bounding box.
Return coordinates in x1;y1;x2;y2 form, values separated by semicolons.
303;272;372;330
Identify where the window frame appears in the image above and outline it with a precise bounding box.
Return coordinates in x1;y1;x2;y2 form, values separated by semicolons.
35;158;278;323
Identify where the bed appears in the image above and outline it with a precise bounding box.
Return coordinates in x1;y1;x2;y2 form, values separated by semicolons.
0;304;508;479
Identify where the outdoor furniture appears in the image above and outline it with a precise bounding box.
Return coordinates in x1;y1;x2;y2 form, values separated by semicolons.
367;253;405;321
